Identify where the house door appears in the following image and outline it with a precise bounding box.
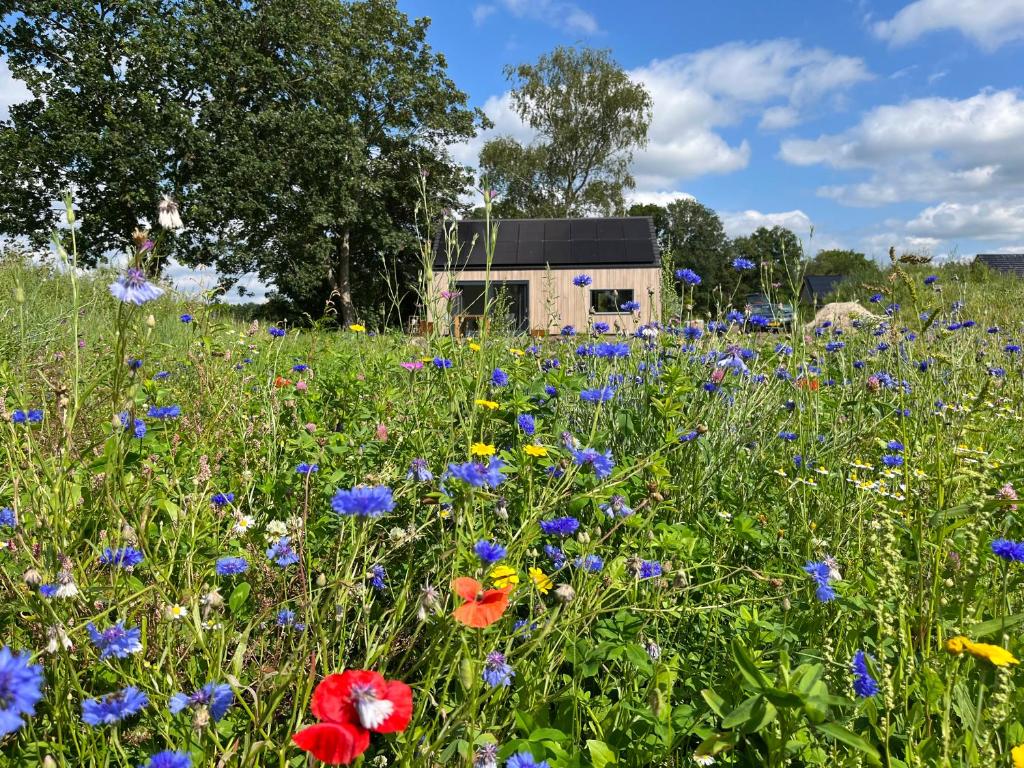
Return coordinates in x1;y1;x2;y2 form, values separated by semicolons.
455;281;529;335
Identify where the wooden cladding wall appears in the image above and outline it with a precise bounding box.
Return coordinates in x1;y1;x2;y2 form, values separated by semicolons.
431;267;662;334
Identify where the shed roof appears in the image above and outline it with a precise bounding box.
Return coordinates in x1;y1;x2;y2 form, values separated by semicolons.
433;216;660;271
802;274;848;300
974;253;1024;276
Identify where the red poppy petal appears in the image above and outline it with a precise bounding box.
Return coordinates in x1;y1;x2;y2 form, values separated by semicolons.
310;674;354;724
373;680;413;733
479;587;511;605
453;577;482;602
453;593;507;627
292;722;370;765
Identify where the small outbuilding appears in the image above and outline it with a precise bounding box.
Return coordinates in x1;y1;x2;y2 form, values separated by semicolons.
429;217;661;336
974;253;1024;276
801;274;849;304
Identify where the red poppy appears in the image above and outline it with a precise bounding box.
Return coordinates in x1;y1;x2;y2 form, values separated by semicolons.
274;375;293;388
796;377;820;391
292;671;413;765
452;577;510;628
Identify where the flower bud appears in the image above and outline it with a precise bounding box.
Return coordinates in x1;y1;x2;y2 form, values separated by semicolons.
146;314;156;329
554;583;575;604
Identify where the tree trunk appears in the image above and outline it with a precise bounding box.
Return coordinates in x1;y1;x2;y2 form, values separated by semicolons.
329;230;356;326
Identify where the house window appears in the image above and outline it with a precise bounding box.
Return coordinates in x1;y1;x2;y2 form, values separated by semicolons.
590;288;634;313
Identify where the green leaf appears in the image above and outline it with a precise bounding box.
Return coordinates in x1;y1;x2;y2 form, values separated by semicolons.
969;612;1024;638
762;687;804;708
228;581;251;615
527;728;566;743
814;722;881;763
731;638;769;690
722;694;762;729
586;739;616;768
701;688;726;717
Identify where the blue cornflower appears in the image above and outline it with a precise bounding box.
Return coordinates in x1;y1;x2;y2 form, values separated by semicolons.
81;686;149;725
127;358;143;371
778;431;798;441
474;540;507;565
676;268;702;285
211;492;235;507
749;314;769;330
141;751;192;768
683;325;702;340
268;327;285;338
638;560;662;579
992;539;1024;563
109;268;164;305
331;485;395;518
572;274;592;287
679;429;700;442
507;753;550;768
0;647;43;737
368;564;387;591
923;275;938;285
296;462;319;474
11;409;43;424
119;412;146;439
803;561;836;602
851;650;879;698
447;458;507;489
732;257;755;271
147;405;181;420
39;585;58;598
869;293;882;303
292;363;309;372
215;557;249;576
881;454;903;467
886;440;904;452
276;609;305;631
543;545;566;569
580;387;615;403
620;300;640;312
433;357;453;369
540;516;579;537
491;368;509;387
266;537;299;567
407;458;433;482
571;447;614;479
0;508;16;528
1005;343;1021;354
169;682;234;722
482;651;514;688
560;325;576;336
180;314;193;323
99;547;144;569
825;341;845;352
87;622;143;659
593;321;610;334
153;371;169;380
517;414;536;436
599;495;633;518
544;384;558;398
575;554;604;572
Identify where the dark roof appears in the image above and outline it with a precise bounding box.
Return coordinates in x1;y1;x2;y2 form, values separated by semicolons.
433;216;660;271
974;253;1024;276
802;274;848;300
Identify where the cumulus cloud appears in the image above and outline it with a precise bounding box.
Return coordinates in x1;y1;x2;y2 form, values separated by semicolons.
719;209;814;239
905;199;1024;240
0;59;31;121
873;0;1024;50
475;0;600;35
625;190;695;207
780;89;1024;206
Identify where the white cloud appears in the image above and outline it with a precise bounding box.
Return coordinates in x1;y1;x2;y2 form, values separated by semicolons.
760;106;800;130
626;190;695;207
720;209;814;239
781;89;1024;206
906;199;1024;240
0;59;31;121
481;0;600;35
873;0;1024;50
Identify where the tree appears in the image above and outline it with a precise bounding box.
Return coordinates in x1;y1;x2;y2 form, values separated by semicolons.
479;46;652;218
807;248;882;279
732;226;804;297
0;0;195;261
0;0;482;322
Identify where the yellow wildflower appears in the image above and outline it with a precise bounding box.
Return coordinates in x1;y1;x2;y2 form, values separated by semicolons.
523;444;548;457
349;324;366;332
1011;744;1024;768
946;636;1019;667
509;348;525;357
529;567;552;594
491;565;519;589
475;399;499;410
468;342;481;351
471;442;496;457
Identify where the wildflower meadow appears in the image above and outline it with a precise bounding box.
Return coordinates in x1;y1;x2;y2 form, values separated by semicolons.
2;203;1024;768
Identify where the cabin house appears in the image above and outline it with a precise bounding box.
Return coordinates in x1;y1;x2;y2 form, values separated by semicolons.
974;253;1024;276
801;274;849;304
429;216;661;336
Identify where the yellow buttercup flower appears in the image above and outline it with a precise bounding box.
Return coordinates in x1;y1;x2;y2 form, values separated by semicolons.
1011;744;1024;768
475;399;499;410
523;444;548;457
509;348;525;357
946;636;1019;667
471;442;495;457
468;342;481;351
349;324;366;332
529;567;552;594
491;565;519;589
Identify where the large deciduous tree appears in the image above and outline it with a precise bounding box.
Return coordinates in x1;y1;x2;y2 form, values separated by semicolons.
479;46;652;218
732;225;804;297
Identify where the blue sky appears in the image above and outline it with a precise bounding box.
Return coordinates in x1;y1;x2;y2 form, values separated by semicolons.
399;0;1024;263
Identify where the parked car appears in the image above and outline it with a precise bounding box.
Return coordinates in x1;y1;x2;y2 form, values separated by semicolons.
745;294;795;330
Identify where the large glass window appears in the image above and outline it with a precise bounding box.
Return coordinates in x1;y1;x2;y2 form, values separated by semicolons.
590;288;633;313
